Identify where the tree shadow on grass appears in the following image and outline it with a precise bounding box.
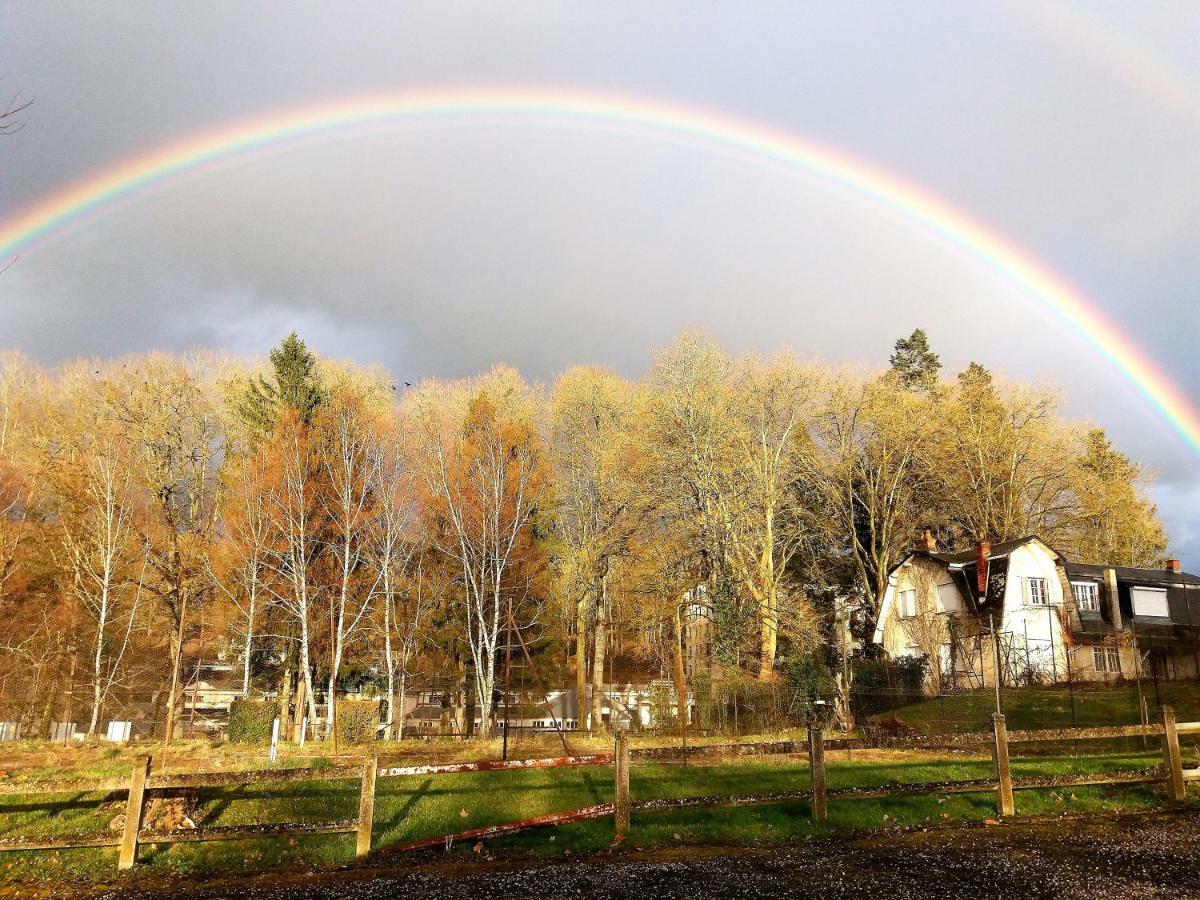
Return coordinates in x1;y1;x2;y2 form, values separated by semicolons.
375;778;434;841
197;780;357;826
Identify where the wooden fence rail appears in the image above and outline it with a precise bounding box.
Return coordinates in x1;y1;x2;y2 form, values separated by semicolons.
0;710;1193;868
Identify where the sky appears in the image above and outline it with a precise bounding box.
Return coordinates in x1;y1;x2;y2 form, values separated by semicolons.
0;2;1198;563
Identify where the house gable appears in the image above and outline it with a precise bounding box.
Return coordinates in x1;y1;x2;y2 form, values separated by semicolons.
874;553;968;655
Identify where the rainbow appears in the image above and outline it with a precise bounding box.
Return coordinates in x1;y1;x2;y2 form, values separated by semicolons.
2;84;1198;455
1014;1;1196;111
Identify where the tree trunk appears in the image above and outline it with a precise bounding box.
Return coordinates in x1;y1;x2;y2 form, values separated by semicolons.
278;644;294;731
397;668;407;741
164;575;188;746
61;642;79;726
757;512;778;680
241;583;256;699
326;668;338;741
38;674;58;738
591;576;608;733
298;615;319;738
384;598;396;740
673;602;689;729
576;594;590;730
88;596;108;736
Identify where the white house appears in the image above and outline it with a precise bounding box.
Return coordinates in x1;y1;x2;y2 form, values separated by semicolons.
873;532;1200;689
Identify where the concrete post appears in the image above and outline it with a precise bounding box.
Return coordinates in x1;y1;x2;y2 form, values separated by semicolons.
992;713;1015;816
117;757;151;870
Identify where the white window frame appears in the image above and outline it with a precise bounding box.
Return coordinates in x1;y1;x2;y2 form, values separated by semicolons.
897;589;917;619
1131;586;1169;619
1025;577;1049;606
936;582;963;614
1072;581;1100;613
1093;646;1121;674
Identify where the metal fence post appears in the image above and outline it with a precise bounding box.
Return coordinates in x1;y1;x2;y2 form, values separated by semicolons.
808;716;827;822
118;757;151;870
614;729;630;837
992;713;1015;816
1162;706;1186;802
356;750;379;857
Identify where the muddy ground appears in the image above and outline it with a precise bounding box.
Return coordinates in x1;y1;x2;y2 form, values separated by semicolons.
72;809;1198;900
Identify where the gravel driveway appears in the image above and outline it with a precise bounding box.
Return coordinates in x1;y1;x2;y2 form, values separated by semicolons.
104;810;1200;899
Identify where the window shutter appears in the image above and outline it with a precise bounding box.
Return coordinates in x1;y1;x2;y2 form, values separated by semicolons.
1131;587;1169;618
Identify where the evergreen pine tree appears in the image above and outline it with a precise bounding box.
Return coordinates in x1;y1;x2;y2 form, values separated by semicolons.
237;332;324;433
888;328;942;391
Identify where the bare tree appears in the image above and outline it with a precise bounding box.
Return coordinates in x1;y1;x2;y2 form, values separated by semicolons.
58;442;144;734
317;380;386;737
104;355;223;743
548;366;636;730
364;422;428;739
409;369;543;739
206;450;275;699
262;414;323;734
806;373;937;618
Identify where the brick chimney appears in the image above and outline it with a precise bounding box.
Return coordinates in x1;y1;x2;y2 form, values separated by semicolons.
1167;559;1181;574
975;539;991;595
917;528;938;553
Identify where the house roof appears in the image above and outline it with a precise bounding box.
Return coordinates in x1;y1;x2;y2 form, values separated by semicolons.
926;536;1056;567
1064;561;1200;587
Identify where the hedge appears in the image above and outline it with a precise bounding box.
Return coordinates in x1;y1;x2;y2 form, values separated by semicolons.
335;700;380;744
227;699;277;744
851;656;927;717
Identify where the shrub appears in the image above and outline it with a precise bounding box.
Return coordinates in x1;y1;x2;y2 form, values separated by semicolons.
780;652;836;724
861;714;917;741
851;656;927;717
227;700;277;744
647;681;679;732
335;700;380;745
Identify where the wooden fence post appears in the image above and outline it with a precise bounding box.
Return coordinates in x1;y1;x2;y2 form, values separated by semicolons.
614;729;630;837
356;750;379;857
118;757;151;870
808;717;827;822
1162;706;1186;801
992;713;1015;816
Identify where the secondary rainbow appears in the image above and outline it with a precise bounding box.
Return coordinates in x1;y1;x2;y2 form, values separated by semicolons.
2;85;1197;455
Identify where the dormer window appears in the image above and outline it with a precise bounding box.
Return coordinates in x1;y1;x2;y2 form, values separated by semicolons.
1025;577;1048;606
1131;586;1169;618
1071;581;1100;612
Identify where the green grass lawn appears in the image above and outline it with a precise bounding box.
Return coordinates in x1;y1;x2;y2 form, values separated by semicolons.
0;745;1186;887
874;681;1200;735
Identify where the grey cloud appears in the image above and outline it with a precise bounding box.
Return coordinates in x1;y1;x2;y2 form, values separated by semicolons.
1;1;1197;563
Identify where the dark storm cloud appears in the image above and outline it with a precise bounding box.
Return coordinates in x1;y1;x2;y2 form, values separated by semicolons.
1;1;1198;561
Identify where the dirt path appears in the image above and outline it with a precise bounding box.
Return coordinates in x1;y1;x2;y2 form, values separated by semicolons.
83;809;1200;899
